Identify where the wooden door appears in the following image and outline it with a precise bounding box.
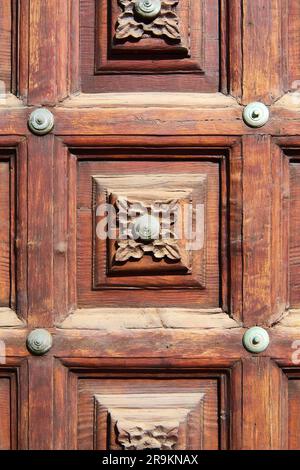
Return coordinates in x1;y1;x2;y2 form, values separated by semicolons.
0;0;300;450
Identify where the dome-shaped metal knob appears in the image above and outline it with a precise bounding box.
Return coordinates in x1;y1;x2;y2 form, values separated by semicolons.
134;0;161;20
28;108;54;135
133;214;160;240
243;102;269;128
26;329;53;356
243;327;270;353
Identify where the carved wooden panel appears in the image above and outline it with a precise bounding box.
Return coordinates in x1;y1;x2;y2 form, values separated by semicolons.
93;173;206;288
94;392;204;450
70;369;229;450
76;153;224;308
80;0;221;92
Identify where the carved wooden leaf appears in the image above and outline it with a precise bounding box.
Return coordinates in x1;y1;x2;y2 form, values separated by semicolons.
153;240;181;260
115;240;144;262
116;421;179;450
115;13;144;39
152;13;181;40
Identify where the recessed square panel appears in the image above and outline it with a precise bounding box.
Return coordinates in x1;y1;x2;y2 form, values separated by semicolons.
76;155;222;308
92;173;207;288
80;0;220;92
72;369;227;450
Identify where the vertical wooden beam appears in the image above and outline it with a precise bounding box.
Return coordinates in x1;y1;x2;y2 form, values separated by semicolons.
28;0;69;105
27;135;54;328
241;0;288;104
242;358;287;450
242;135;272;326
28;356;53;449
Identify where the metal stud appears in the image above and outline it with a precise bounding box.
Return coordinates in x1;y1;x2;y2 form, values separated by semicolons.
243;327;270;354
28;108;54;135
133;214;160;240
134;0;161;20
26;329;53;356
243;102;270;128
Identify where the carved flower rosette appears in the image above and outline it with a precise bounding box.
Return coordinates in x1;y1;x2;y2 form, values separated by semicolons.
115;197;183;264
115;0;181;42
116;421;179;450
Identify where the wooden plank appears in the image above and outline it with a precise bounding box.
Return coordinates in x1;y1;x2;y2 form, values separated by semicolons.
242;135;272;326
27;135;54;327
28;0;69;104
242;0;288;104
28;356;53;449
242;358;286;450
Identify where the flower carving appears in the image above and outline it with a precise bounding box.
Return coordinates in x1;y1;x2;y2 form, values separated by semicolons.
116;422;179;450
115;0;181;42
115;198;182;263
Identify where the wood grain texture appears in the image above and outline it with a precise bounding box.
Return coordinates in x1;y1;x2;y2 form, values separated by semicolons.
1;0;300;451
0;0;13;93
28;0;69;104
81;0;220;92
28;356;53;450
0;160;11;306
27;135;54;327
241;0;288;104
242;136;273;326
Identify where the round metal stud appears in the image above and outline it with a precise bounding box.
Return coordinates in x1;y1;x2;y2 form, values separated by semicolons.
134;0;161;20
243;102;270;128
26;329;53;356
243;327;270;354
28;108;54;135
133;214;160;240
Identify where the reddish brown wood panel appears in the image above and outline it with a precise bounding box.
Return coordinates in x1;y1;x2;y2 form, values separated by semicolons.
57;366;232;450
80;0;221;92
76;154;220;308
241;0;288;104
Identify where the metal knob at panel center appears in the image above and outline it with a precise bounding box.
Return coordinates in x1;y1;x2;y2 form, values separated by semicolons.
132;214;160;240
134;0;161;20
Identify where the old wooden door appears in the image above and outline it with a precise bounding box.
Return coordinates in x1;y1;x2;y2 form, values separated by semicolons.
0;0;300;451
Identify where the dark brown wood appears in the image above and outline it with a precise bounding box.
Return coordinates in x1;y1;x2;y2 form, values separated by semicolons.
1;0;300;451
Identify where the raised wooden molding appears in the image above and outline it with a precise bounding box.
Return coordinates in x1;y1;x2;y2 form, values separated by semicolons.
58;308;240;330
95;392;205;450
0;308;24;328
62;92;239;108
93;173;206;288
